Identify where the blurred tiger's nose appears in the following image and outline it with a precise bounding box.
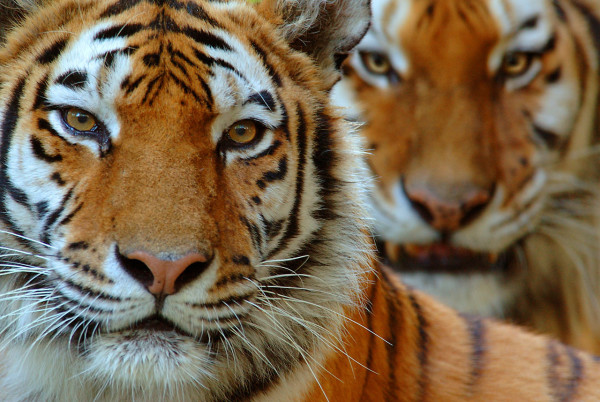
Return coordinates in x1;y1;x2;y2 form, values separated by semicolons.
119;251;211;295
405;185;492;232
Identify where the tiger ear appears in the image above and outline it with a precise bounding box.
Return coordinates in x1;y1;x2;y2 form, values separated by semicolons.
259;0;371;89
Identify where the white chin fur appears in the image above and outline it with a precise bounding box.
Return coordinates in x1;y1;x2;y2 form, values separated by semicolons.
0;335;213;401
400;271;518;317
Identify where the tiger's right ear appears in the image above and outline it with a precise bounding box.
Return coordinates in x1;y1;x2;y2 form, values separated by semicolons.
258;0;371;90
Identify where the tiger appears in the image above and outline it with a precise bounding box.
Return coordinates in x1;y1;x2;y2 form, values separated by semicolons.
1;0;600;400
332;0;600;353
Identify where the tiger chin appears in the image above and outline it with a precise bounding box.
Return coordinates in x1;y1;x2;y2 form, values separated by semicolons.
332;0;600;353
1;0;600;401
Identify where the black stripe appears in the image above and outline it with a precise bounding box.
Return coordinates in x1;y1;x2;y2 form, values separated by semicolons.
267;104;307;258
171;57;190;79
546;66;562;83
563;346;583;401
94;24;144;41
242;140;281;162
41;187;74;244
182;27;232;51
50;172;66;186
182;1;221;27
261;157;287;183
381;269;400;400
245;91;276;111
547;340;561;400
37;118;73;144
0;78;31;247
250;40;282;87
541;34;557;53
240;216;262;254
461;314;486;391
232;255;250;265
408;290;429;401
570;1;600;59
265;218;284;240
192;49;246;80
170;46;198;68
122;74;145;94
37;39;68;64
36;201;49;219
143;53;161;67
279;99;290;140
519;15;539;31
168;71;207;107
552;0;567;22
100;0;143;18
68;241;89;250
311;112;341;222
533;122;562;148
33;74;50;110
197;75;213;109
58;202;83;227
55;71;88;89
97;47;139;70
141;75;162;104
30;136;63;163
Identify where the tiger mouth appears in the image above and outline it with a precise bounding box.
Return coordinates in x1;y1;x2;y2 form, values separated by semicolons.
111;315;240;343
379;241;513;274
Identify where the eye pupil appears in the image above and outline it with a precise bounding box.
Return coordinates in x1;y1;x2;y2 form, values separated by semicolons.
235;125;246;136
77;114;88;124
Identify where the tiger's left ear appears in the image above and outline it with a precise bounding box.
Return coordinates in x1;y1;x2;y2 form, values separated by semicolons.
259;0;371;89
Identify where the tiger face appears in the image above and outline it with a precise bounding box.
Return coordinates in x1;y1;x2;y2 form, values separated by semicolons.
0;0;372;399
332;0;600;332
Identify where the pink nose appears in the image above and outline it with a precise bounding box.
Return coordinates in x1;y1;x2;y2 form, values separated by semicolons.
125;251;209;295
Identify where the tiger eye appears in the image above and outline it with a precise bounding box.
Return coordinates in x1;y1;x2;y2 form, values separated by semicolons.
228;120;258;145
65;108;97;132
501;52;532;77
360;52;392;75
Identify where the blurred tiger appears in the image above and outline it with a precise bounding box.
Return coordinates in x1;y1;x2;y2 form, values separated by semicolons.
332;0;600;353
2;0;600;400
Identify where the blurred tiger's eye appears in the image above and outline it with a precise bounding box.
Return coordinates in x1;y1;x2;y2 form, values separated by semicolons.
501;52;532;77
228;120;258;145
64;108;97;132
360;52;392;75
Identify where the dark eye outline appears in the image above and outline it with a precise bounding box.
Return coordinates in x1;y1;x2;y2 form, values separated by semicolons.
499;52;536;78
220;119;267;152
57;107;111;154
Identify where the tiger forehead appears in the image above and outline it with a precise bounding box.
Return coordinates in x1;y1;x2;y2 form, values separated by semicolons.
400;1;501;72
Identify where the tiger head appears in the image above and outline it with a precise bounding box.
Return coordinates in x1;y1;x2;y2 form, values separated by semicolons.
0;0;372;399
332;0;600;346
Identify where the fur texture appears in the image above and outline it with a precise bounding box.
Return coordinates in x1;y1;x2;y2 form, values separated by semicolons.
1;0;600;401
332;0;600;353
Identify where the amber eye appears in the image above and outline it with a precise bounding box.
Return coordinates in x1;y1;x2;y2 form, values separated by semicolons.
64;108;97;132
227;120;258;145
360;52;392;75
501;52;532;77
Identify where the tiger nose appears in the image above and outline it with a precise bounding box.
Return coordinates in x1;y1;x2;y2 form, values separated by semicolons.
120;251;211;296
404;183;493;232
